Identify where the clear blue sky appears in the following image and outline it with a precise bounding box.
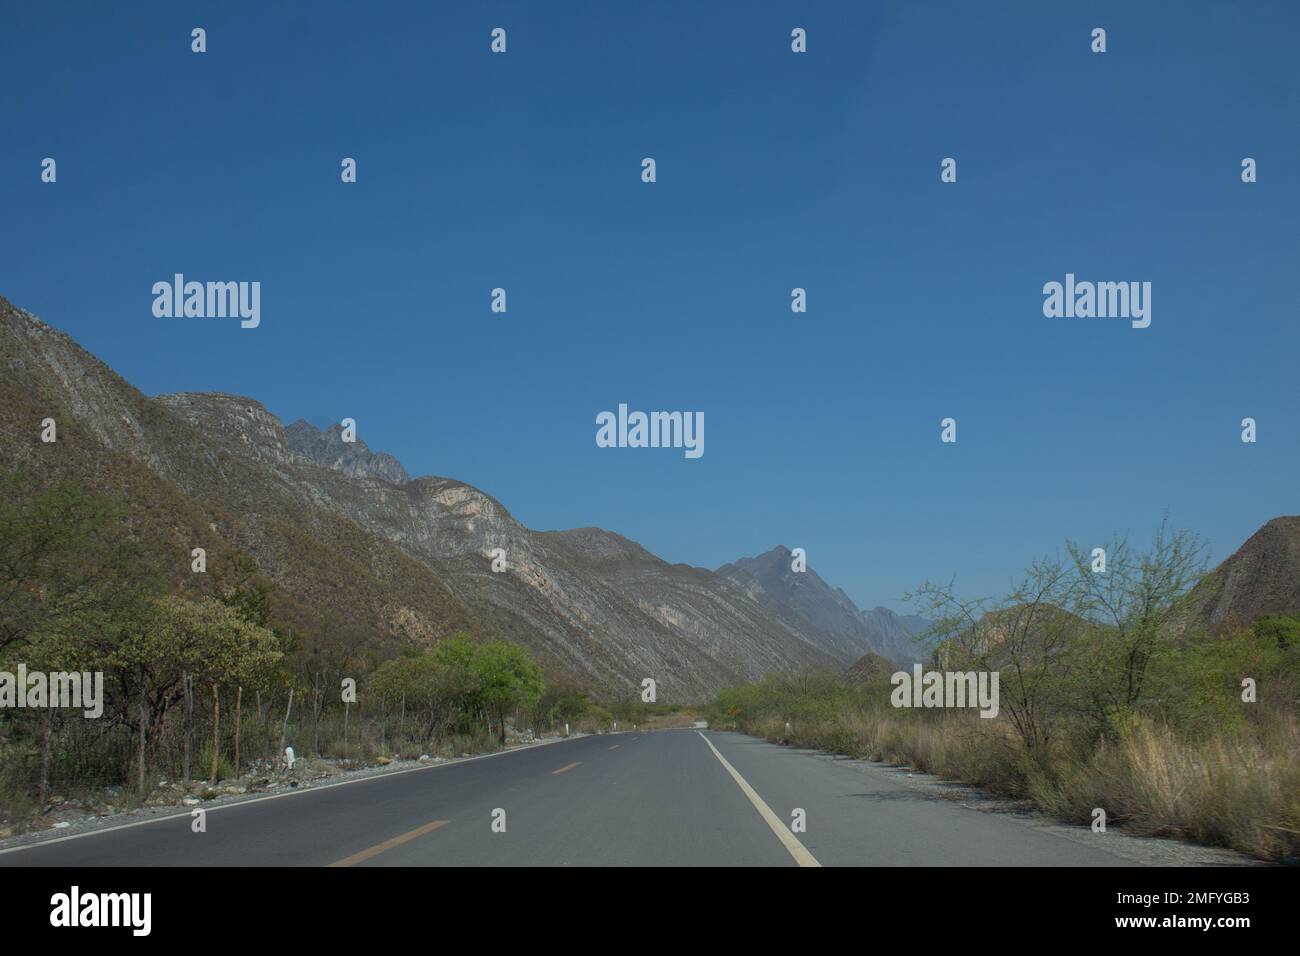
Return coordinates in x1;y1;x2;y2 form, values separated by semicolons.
3;1;1297;611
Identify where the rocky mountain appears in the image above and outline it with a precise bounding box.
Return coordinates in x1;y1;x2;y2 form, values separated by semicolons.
284;419;409;484
0;294;865;702
1186;516;1300;632
717;546;932;664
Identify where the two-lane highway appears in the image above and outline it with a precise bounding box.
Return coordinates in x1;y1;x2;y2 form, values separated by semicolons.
0;730;1210;866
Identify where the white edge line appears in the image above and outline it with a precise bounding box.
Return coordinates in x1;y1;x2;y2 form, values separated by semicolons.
697;731;821;867
0;734;579;857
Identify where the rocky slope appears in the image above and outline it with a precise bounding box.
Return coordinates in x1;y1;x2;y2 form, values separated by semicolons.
4;294;1293;699
1184;516;1300;633
717;546;933;664
0;294;862;701
284;419;409;484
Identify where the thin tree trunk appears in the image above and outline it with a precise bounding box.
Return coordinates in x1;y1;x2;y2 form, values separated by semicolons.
278;686;294;764
234;686;243;778
209;683;220;785
182;671;193;784
38;704;56;808
263;688;276;761
138;683;147;795
312;672;322;756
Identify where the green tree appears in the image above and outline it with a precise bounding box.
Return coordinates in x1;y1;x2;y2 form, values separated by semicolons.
1252;614;1300;650
90;594;282;790
370;651;479;739
1067;519;1207;733
471;641;544;745
539;683;590;730
907;555;1085;758
0;471;152;654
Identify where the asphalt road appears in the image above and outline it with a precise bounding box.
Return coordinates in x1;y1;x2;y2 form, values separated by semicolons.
0;729;1166;866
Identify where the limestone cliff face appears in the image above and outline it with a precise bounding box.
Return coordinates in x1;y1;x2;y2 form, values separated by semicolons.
159;394;299;469
0;294;855;701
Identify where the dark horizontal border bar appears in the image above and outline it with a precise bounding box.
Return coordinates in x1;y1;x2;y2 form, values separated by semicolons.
0;864;1286;942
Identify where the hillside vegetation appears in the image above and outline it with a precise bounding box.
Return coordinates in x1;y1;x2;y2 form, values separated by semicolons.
0;296;884;704
709;522;1300;862
0;469;683;830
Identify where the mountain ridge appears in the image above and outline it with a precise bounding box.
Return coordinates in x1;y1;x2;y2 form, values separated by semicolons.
6;295;1289;700
717;544;932;664
0;294;870;701
284;418;410;484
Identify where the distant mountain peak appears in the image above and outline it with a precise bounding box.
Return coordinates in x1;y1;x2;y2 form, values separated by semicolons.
1;293;874;700
717;547;932;665
284;418;410;484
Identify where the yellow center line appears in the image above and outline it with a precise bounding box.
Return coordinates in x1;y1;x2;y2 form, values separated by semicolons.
328;819;448;867
552;761;581;774
697;732;821;867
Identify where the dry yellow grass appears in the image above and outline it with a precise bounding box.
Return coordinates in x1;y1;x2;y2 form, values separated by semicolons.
741;709;1299;861
1031;716;1300;860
